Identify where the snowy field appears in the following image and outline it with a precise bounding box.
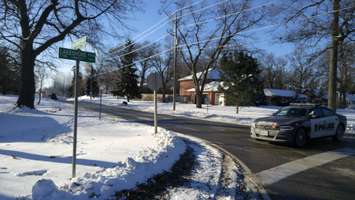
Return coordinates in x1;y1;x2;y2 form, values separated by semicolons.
76;95;355;135
0;95;186;200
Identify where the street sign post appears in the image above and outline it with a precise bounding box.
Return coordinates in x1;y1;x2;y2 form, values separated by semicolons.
72;61;79;178
59;46;96;178
99;87;104;120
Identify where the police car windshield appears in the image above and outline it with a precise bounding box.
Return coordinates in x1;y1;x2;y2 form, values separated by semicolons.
274;107;309;117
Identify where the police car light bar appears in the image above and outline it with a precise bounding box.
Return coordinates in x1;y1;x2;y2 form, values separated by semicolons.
289;103;320;106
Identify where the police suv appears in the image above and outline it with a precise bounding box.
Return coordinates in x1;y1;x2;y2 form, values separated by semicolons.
251;104;347;147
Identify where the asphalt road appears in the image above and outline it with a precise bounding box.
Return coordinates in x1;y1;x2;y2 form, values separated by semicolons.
78;102;355;200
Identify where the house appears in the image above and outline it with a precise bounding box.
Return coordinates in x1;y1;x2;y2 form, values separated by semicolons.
178;69;225;105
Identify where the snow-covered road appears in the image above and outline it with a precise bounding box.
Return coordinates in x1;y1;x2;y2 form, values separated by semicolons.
75;95;355;134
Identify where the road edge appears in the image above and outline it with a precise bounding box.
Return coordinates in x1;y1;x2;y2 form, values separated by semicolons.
68;99;355;136
174;132;271;200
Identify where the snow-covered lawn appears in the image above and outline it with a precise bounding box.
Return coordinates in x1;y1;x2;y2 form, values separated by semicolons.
77;95;355;134
0;95;185;200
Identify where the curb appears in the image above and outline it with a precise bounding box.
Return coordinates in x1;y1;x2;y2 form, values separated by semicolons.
174;132;271;200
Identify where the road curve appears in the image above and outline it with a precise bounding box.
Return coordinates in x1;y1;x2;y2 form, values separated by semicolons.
77;101;355;200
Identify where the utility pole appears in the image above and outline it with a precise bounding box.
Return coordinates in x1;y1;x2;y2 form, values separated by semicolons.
328;0;339;111
172;13;178;111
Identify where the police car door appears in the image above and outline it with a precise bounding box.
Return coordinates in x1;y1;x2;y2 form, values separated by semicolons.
320;107;338;136
309;108;327;138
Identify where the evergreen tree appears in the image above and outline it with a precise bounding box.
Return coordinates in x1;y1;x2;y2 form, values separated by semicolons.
220;51;263;113
85;66;99;98
0;47;20;94
68;71;85;97
114;40;141;101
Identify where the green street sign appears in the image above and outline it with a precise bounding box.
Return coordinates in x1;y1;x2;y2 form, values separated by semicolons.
59;47;95;63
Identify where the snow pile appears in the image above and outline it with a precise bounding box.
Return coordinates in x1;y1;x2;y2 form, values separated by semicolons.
32;128;186;200
0;95;186;199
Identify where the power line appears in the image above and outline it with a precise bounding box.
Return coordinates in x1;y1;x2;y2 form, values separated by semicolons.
95;2;350;78
116;1;273;59
113;0;207;53
94;24;277;78
129;0;352;51
119;1;354;57
113;0;233;54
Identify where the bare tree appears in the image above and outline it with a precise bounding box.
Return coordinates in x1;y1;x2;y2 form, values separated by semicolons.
275;0;355;110
151;50;173;102
260;52;288;89
338;42;355;106
163;0;265;108
98;48;122;94
288;47;317;93
35;62;51;105
0;0;137;108
136;41;158;89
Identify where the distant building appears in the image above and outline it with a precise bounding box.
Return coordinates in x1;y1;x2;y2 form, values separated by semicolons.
263;88;296;106
346;94;355;108
178;69;225;105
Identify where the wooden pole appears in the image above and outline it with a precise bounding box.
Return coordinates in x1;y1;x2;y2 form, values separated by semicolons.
154;90;158;133
328;0;340;110
173;13;177;111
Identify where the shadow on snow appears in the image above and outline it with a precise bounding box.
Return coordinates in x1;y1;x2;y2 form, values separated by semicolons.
0;112;71;143
0;149;117;168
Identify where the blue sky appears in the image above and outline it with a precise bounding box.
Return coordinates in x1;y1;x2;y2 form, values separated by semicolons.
53;0;295;86
117;0;295;55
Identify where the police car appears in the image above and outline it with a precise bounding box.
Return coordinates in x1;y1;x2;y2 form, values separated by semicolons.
250;104;347;147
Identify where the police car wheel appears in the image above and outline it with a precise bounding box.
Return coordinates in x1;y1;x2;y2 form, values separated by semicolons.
333;125;345;142
294;129;307;147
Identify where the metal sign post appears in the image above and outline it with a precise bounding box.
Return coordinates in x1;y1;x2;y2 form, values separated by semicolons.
72;57;79;178
99;89;103;120
59;44;95;178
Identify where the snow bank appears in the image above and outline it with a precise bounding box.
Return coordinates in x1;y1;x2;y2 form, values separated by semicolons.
32;128;186;200
0;95;186;199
